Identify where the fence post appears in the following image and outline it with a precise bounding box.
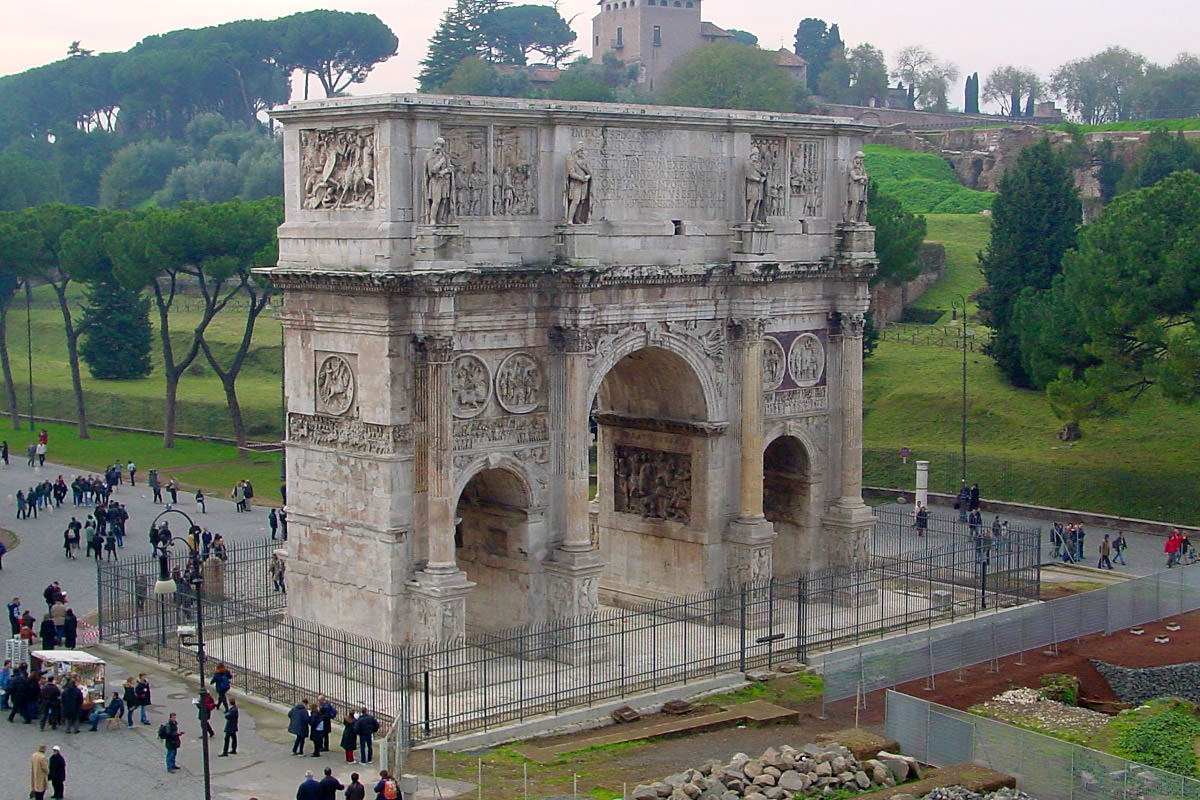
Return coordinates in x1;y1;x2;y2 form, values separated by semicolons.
797;575;807;665
739;584;748;674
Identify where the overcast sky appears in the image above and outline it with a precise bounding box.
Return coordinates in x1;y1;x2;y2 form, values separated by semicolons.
4;0;1195;106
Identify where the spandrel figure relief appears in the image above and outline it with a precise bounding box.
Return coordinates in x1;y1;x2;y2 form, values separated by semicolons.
613;445;692;524
451;354;490;418
495;352;544;414
301;128;376;210
315;354;356;416
762;337;786;391
788;333;825;387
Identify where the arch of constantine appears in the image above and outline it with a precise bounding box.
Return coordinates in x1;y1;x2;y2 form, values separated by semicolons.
263;95;878;646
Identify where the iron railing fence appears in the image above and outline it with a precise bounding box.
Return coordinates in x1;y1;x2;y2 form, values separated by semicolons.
823;562;1200;706
98;516;1040;760
886;690;1200;800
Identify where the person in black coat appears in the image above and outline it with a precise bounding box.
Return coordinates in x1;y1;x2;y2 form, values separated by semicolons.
353;708;379;764
288;700;310;755
307;702;324;757
48;745;67;800
39;615;58;650
219;698;239;756
60;678;84;733
339;716;358;763
296;771;322;800
40;677;61;730
62;610;78;650
6;670;28;722
318;766;344;800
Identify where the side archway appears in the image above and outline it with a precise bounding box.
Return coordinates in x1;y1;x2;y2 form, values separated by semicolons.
763;435;816;575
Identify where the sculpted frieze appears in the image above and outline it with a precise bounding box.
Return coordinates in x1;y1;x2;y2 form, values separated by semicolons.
613;444;692;524
445;126;488;217
788;332;826;387
789;138;824;218
584;321;726;375
495;352;544;414
314;353;356;416
453;414;549;451
764;386;828;418
493;126;537;216
750;135;787;218
287;412;412;455
300;128;376;210
451;354;491;419
762;337;786;391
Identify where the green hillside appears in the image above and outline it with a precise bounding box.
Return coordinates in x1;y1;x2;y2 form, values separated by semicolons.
863;144;996;214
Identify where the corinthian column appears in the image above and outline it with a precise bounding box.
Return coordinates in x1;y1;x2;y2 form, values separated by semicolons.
838;312;866;504
408;334;473;645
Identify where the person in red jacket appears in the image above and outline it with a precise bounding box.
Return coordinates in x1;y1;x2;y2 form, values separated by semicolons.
1165;529;1183;568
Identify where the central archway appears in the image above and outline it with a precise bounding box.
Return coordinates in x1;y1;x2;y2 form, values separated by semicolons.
590;346;720;604
454;466;542;631
763;435;815;575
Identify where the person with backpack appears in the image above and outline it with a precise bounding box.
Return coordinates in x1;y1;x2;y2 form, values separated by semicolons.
210;664;233;710
373;770;399;800
199;690;217;738
354;708;379;764
159;712;183;772
1113;531;1128;566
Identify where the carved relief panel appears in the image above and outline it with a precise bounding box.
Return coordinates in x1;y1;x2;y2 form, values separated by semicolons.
763;331;828;417
300;128;376;210
789;138;824;218
762;336;786;391
451;354;491;419
613;445;692;524
495;352;544;413
750;135;787;217
314;352;357;416
444;126;489;217
788;332;826;387
492;126;537;216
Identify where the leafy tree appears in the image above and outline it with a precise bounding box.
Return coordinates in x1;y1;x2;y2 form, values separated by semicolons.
658;43;800;112
98;140;185;209
727;30;759;47
1023;172;1200;435
0;152;60;211
892;45;959;111
12;204;95;437
983;66;1043;117
1050;46;1146;124
78;279;152;380
107;199;280;447
845;44;889;106
549;53;640;102
277;11;397;98
153;161;242;206
419;0;507;91
1115;128;1200;194
440;56;501;95
792;18;842;91
478;4;576;66
0;216;30;428
978;139;1080;387
868;181;927;286
1131;54;1200;119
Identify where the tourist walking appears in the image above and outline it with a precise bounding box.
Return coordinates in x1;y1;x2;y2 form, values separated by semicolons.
345;772;366;800
318;766;344;799
62;609;78;649
123;677;138;726
232;482;246;513
135;673;152;725
149;470;162;504
1113;531;1128;566
1098;534;1114;570
48;745;66;799
219;698;239;756
913;503;928;537
0;659;11;711
1075;524;1086;562
317;695;337;754
159;712;183;771
968;482;981;512
127;460;137;485
289;700;311;755
195;489;206;513
955;481;971;523
1166;529;1183;567
269;507;278;538
373;771;399;800
308;701;325;756
210;664;233;710
30;744;50;800
354;708;379;764
61;678;83;733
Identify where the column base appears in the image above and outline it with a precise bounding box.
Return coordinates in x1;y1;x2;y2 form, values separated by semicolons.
822;501;876;570
543;548;606;665
836;221;875;259
406;568;475;646
554;223;600;267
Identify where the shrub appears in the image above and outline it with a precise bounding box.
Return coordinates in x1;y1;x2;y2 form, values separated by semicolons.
1039;673;1080;706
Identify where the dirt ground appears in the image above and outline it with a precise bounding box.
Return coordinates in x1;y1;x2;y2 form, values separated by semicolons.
408;608;1200;798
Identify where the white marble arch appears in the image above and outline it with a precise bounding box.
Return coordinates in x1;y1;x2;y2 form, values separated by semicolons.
586;330;727;424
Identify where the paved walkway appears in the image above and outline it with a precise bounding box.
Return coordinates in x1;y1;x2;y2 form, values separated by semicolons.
0;458;276;622
876;500;1175;578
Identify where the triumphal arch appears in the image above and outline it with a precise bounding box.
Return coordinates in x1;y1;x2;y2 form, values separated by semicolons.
264;95;877;646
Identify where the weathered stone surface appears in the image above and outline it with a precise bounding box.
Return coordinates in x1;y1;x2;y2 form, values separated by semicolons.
752;773;776;787
814;761;833;777
631;785;658;800
744;760;764;779
853;770;871;789
778;771;805;791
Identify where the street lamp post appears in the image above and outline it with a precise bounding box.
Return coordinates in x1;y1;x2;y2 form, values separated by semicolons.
25;281;34;432
952;294;969;485
151;509;213;800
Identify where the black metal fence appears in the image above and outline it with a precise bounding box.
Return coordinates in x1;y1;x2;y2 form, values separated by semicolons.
97;514;1040;753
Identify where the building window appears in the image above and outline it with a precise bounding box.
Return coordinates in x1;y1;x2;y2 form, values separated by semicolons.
653;25;662;46
673;1;681;6
616;27;623;47
685;0;693;5
594;35;600;46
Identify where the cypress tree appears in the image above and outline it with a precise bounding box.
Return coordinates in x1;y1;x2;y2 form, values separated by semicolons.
78;277;153;380
978;139;1080;387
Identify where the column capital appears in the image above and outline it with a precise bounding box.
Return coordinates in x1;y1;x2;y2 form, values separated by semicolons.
412;334;455;364
827;311;865;339
548;324;593;354
728;317;768;343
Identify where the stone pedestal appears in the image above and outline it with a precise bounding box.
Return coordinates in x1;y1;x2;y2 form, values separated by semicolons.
724;516;777;626
543;548;605;664
414;224;465;268
554;224;599;267
407;568;475;646
201;557;226;603
837;222;875;260
731;223;776;273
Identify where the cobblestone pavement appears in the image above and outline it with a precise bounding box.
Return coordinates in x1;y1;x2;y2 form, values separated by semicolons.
0;458;277;621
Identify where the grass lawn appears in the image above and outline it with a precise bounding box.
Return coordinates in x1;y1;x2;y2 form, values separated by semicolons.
912;213;990;317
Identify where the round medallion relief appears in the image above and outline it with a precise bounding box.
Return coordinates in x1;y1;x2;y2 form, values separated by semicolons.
495;351;544;414
451;354;491;418
787;333;825;387
762;336;785;391
315;354;355;416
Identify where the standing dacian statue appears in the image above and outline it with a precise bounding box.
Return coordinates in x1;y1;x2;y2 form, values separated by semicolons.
845;150;869;223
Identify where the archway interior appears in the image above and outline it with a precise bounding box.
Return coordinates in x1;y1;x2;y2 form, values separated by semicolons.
763;435;812;576
455;467;533;631
591;347;711;601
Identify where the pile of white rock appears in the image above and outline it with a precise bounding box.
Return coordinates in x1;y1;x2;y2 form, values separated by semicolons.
629;743;924;800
